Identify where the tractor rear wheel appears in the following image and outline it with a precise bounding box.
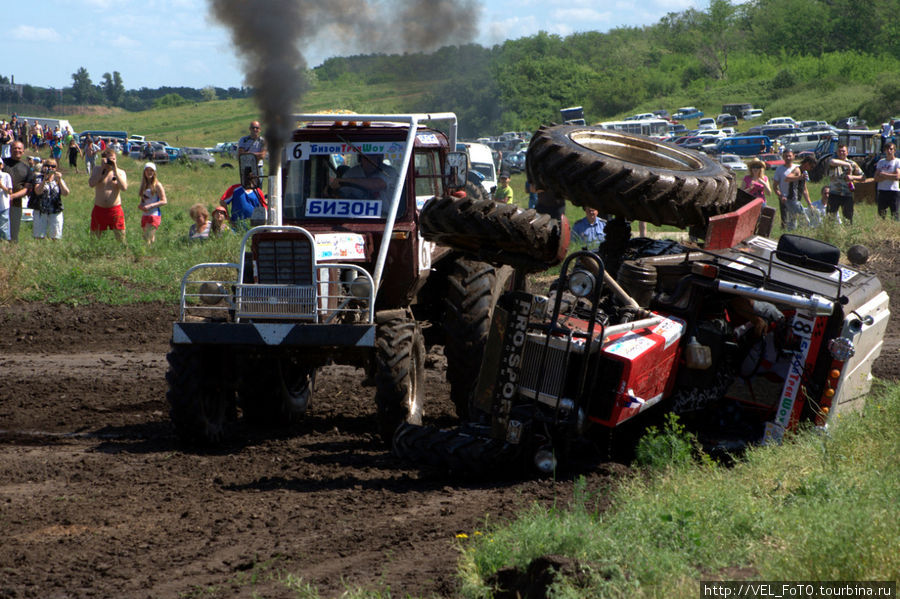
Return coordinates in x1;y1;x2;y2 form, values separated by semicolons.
527;124;737;227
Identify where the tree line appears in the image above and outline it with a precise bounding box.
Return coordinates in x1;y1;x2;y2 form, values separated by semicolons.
0;68;252;111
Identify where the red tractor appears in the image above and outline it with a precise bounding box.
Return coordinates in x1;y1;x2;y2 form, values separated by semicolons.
393;125;889;475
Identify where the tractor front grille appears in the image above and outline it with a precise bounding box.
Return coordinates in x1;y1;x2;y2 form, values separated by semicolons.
518;333;586;405
237;234;317;321
255;237;314;285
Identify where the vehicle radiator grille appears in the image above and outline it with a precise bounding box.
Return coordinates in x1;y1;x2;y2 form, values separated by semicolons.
256;238;314;285
237;235;317;320
518;333;582;403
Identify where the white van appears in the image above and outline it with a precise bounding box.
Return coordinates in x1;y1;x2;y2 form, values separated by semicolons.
463;142;497;195
780;131;831;153
16;116;74;135
742;108;764;120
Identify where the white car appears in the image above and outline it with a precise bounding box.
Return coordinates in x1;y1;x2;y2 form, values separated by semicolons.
720;127;737;136
742;108;764;120
697;117;717;130
719;153;748;171
697;129;728;138
766;116;797;126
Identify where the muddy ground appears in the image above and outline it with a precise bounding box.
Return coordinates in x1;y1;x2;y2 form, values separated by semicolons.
2;241;899;599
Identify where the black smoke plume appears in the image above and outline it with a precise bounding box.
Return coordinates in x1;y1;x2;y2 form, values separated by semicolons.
210;0;481;164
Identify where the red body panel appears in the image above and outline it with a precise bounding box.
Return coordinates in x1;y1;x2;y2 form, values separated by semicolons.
589;316;686;426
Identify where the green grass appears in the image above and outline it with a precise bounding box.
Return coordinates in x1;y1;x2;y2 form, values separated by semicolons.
0;151;242;305
455;385;900;598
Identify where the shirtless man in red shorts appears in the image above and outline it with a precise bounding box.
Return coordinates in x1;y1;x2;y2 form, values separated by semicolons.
88;148;128;241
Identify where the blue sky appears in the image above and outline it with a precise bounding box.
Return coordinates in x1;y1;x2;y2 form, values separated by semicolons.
13;0;700;91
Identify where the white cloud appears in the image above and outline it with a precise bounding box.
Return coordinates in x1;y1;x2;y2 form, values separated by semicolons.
10;25;59;43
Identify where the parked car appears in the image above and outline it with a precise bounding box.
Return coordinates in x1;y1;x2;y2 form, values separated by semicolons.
697;117;717;130
718;153;748;171
836;116;867;129
766;116;798;126
128;141;146;160
716;114;739;128
164;146;182;161
760;125;799;140
757;152;785;169
680;136;708;149
182;147;216;167
673;106;704;120
742;108;764;120
779;131;833;153
714;135;773;156
142;142;169;164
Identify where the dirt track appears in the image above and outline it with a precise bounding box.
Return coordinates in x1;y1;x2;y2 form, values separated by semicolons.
1;241;899;598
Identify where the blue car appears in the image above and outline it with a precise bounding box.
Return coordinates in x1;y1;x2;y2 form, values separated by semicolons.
674;106;704;120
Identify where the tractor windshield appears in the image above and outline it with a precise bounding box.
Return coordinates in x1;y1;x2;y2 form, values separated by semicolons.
283;142;405;221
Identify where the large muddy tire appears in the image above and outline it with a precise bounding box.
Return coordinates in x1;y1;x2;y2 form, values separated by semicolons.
392;422;526;477
465;180;486;202
420;195;565;271
166;344;236;444
237;354;316;425
443;258;514;419
375;315;425;445
527;124;737;227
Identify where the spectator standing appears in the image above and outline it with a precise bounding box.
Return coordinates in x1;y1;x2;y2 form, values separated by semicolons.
67;137;82;171
782;156;816;230
773;149;799;230
742;159;773;202
188;203;210;241
882;122;893;152
138;162;167;244
0;159;11;240
32;159;69;240
526;178;539;210
84;135;100;176
2;140;35;242
826;144;863;224
571;206;606;247
88;148;128;242
874;142;900;220
493;173;513;204
237;120;267;167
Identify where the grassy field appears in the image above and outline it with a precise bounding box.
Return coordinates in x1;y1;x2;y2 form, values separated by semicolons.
0;152;240;305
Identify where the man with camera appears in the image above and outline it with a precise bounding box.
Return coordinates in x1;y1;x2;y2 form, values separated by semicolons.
2;141;34;242
88;148;128;241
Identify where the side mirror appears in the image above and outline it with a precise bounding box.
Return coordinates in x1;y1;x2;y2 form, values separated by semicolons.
239;153;261;188
445;151;468;188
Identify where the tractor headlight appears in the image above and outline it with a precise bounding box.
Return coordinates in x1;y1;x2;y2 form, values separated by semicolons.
350;277;372;299
198;282;227;305
566;269;595;298
828;337;855;361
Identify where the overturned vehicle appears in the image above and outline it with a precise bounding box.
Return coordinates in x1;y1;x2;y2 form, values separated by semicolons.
393;124;890;475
